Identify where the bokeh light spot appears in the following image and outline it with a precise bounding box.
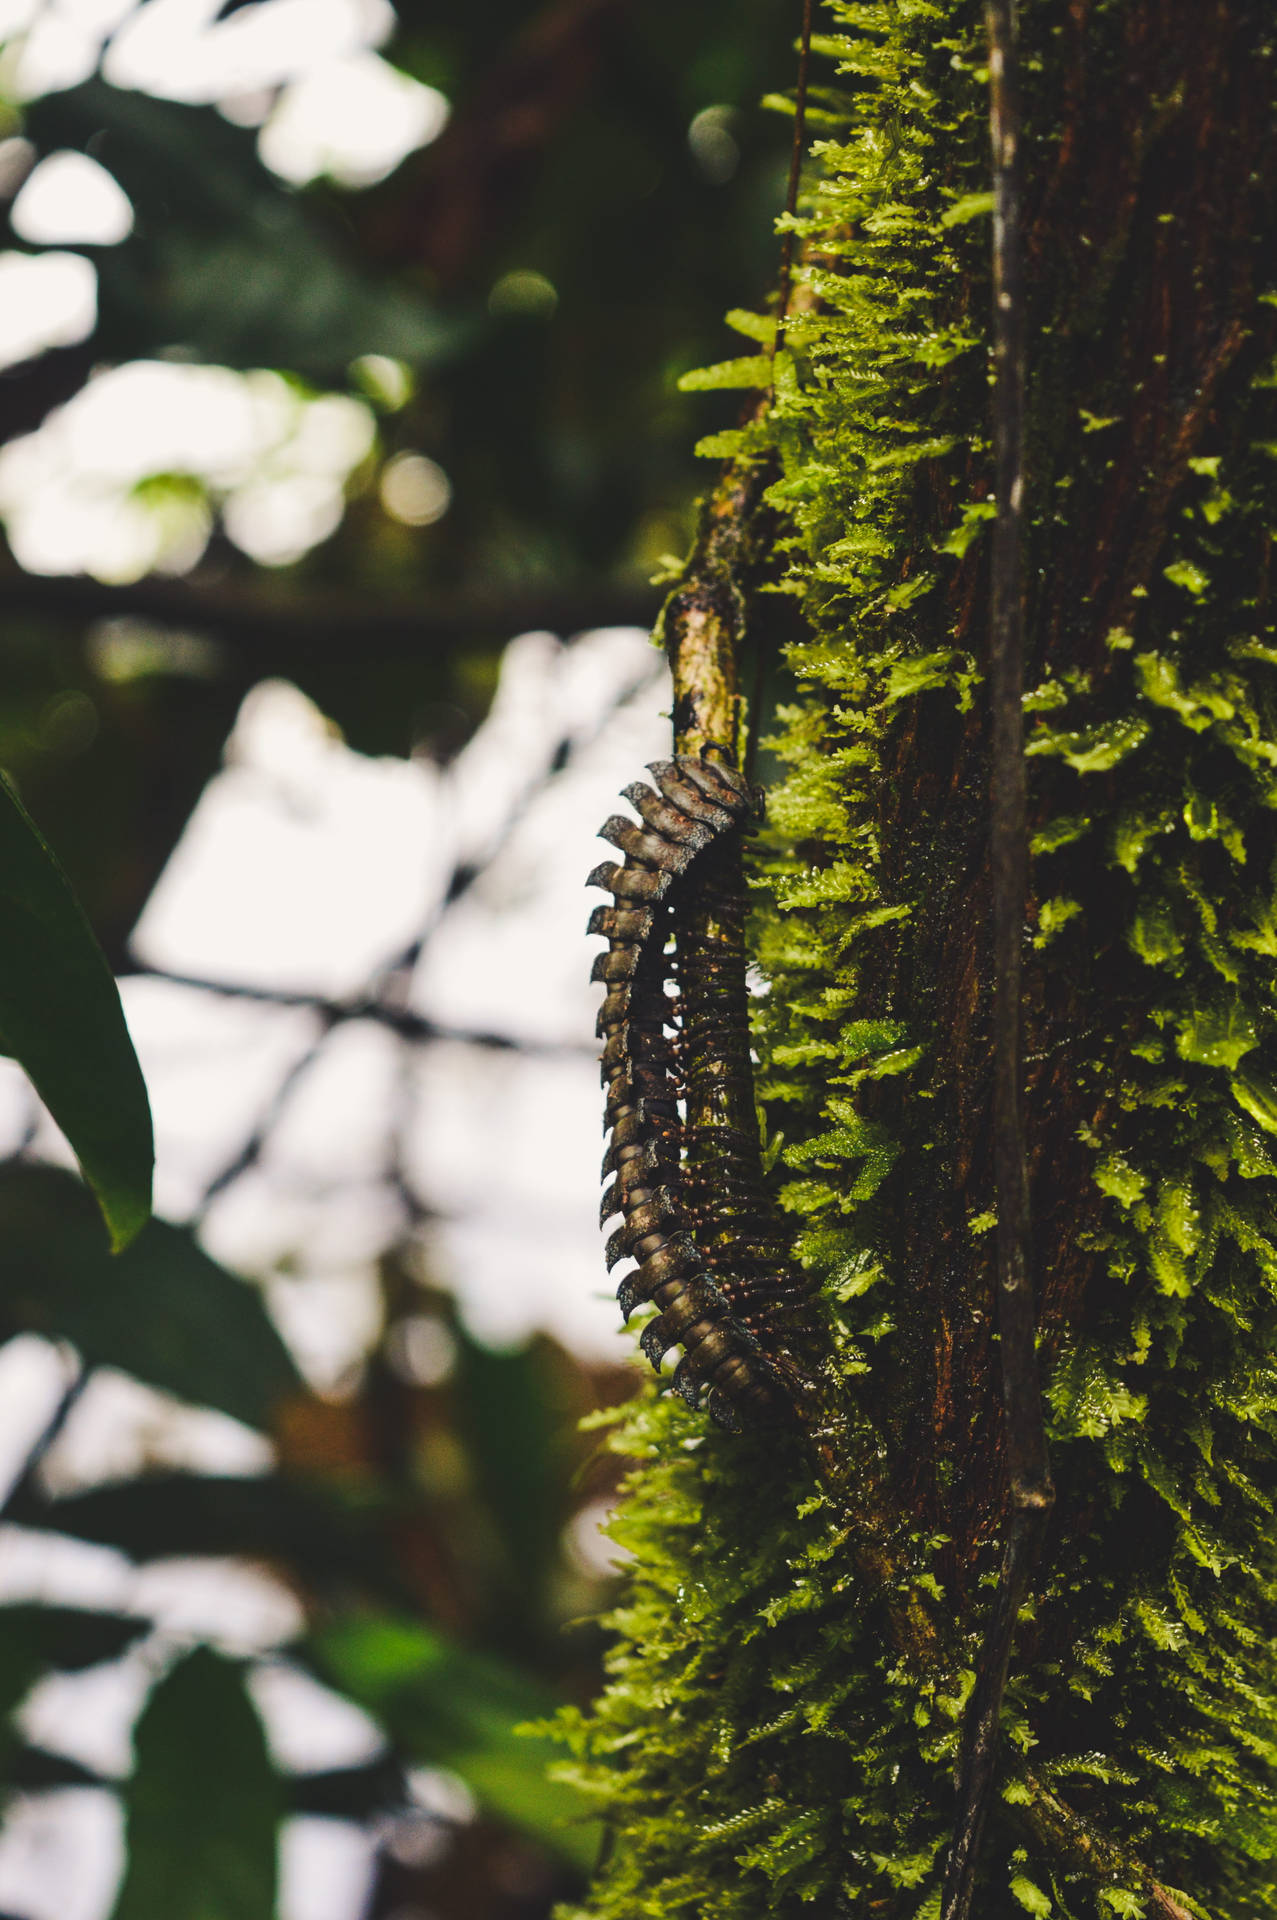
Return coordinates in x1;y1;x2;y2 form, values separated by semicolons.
350;352;412;411
0;248;96;370
688;104;740;184
10;148;134;245
379;451;451;528
487;268;558;321
384;1315;456;1388
35;688;98;755
0;360;376;578
257;51;448;188
223;474;346;568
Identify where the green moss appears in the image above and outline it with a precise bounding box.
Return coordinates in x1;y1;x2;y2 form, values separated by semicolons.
555;2;1277;1915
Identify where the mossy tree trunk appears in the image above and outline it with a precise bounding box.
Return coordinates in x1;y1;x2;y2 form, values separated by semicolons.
557;6;1277;1917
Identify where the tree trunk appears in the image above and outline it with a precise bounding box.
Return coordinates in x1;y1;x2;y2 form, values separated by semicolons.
557;5;1277;1916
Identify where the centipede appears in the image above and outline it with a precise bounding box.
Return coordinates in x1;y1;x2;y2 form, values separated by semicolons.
587;747;816;1432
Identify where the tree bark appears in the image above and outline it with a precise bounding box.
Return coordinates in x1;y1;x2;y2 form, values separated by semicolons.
564;6;1277;1915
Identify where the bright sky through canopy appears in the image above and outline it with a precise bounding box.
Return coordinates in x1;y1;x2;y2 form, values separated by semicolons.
10;146;134;242
0;0;450;569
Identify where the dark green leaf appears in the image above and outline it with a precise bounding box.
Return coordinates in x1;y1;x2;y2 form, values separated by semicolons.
0;1165;299;1425
291;1754;404;1820
10;1743;107;1791
453;1329;565;1643
0;779;153;1248
312;1613;599;1870
112;1648;281;1920
0;1611;58;1781
21;1473;394;1597
0;1604;150;1673
0;1606;149;1786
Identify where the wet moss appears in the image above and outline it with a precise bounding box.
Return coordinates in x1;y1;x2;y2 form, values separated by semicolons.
555;3;1277;1914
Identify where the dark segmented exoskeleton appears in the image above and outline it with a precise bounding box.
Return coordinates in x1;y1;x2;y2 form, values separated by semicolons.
675;794;817;1346
588;748;814;1431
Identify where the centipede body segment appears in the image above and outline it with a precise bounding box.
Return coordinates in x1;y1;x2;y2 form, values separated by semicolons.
587;749;816;1431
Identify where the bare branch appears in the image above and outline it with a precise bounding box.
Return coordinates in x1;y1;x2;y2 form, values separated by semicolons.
1021;1775;1201;1920
0;570;658;663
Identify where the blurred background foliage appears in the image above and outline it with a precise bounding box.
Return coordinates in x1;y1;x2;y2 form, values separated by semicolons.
1;0;799;961
0;1;801;1916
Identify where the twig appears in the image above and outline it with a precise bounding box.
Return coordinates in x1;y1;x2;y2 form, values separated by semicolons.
1020;1775;1200;1920
197;1020;337;1208
0;1361;88;1518
123;964;596;1059
941;7;1053;1917
665;445;775;763
775;0;815;341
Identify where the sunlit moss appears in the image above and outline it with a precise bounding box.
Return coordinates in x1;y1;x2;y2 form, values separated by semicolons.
555;1;1277;1914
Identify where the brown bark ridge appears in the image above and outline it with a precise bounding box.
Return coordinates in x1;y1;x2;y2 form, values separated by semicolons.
842;0;1275;1904
871;0;1277;1580
942;9;1054;1914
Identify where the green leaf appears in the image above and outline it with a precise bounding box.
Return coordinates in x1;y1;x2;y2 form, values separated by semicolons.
1232;1066;1277;1136
1163;558;1211;597
1094;1155;1148;1209
938;499;996;557
724;308;777;345
1176;999;1258;1071
940;189;994;227
313;1613;600;1870
0;1166;299;1425
112;1648;280;1920
0;778;152;1248
1010;1874;1052;1917
1025;714;1152;774
677;355;773;392
1097;1893;1145;1919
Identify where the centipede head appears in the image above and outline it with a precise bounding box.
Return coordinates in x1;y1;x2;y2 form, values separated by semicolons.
693;742;765;827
